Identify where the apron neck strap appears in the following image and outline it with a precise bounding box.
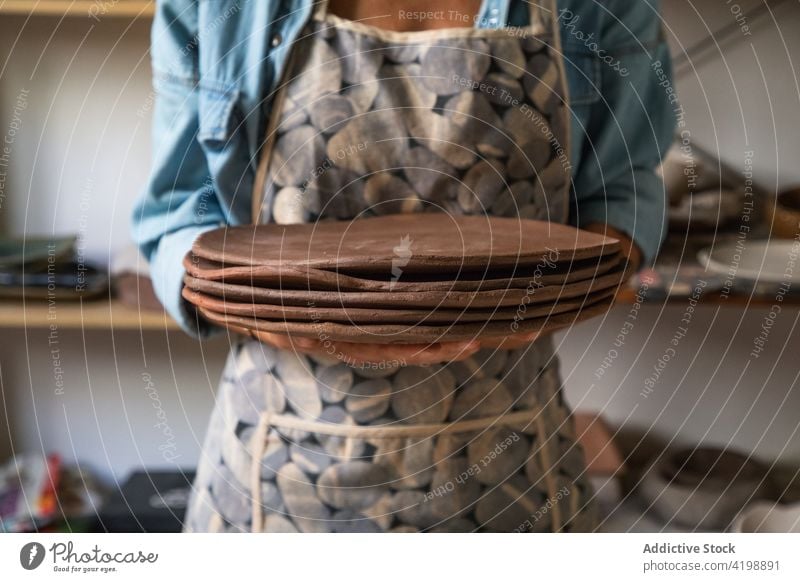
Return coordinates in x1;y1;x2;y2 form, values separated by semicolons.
312;0;329;21
527;0;548;30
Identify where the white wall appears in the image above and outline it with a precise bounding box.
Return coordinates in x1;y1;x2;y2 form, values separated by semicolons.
0;15;153;266
1;328;230;482
558;303;800;463
661;0;800;192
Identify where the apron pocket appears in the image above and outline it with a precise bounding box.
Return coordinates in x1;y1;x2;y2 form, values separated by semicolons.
248;408;589;532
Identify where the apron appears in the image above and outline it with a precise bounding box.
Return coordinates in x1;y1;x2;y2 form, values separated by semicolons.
184;0;598;533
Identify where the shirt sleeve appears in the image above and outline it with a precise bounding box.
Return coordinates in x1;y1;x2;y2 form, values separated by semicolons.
569;0;676;266
131;0;224;338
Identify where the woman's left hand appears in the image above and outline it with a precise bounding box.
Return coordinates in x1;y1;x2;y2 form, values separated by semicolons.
478;330;544;349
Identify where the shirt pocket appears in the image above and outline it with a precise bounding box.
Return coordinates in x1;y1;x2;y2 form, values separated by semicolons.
196;84;255;222
561;47;602;107
197;84;241;147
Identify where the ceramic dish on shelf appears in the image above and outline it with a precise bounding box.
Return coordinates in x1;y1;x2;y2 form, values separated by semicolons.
658;145;721;205
191;214;620;272
730;501;800;533
637;447;771;531
698;240;799;294
183;252;622;291
183;267;625;309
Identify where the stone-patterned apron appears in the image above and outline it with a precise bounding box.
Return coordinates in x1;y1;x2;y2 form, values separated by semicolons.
184;0;598;533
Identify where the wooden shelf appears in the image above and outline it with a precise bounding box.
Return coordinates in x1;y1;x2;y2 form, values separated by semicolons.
0;298;178;331
0;0;154;18
1;290;793;333
615;287;800;307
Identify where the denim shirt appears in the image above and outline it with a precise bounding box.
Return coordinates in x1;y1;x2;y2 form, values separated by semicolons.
132;0;676;337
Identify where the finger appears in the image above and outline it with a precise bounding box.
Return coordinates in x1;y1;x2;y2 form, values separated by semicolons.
480;331;540;349
333;340;480;366
251;330;292;349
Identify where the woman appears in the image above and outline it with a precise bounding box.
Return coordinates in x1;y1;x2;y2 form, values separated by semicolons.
133;0;675;532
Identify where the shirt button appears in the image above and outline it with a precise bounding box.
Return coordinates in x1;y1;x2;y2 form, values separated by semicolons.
270;33;282;47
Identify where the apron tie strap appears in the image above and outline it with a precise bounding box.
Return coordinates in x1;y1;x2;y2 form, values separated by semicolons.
250;412;273;533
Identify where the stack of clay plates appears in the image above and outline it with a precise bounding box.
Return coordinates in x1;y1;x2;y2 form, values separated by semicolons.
182;215;624;343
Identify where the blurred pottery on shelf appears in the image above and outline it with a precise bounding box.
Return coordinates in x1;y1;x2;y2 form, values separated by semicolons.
658;145;720;207
730;501;800;533
638;447;771;531
0;236;76;269
114;273;165;313
573;414;626;517
573;414;625;477
630;265;723;300
768;187;800;239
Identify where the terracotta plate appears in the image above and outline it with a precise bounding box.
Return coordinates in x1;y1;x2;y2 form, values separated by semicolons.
182;286;616;324
183;251;622;292
183;267;625;309
191;215;619;273
195;298;614;344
